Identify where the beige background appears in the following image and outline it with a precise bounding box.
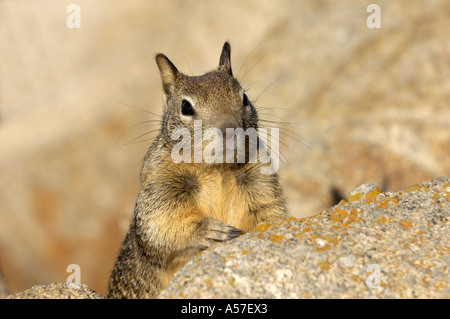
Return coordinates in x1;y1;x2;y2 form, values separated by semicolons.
0;0;449;295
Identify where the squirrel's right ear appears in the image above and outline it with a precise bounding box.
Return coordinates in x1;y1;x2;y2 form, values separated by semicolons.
218;42;232;76
156;53;179;94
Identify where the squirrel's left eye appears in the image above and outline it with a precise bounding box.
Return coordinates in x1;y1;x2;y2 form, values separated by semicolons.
181;99;195;116
243;93;249;107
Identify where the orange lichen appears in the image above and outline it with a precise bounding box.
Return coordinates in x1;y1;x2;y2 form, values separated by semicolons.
317;258;331;271
432;280;446;290
331;225;344;231
205;278;213;288
377;216;387;224
268;234;285;244
432;192;440;202
281;217;298;224
399;220;413;229
327;205;362;231
403;184;428;193
348;193;362;202
347;210;362;223
255;223;270;232
375;200;389;209
301;226;312;233
310;234;339;252
330;208;349;223
348;187;382;203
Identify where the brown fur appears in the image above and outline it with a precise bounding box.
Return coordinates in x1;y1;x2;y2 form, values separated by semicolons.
107;42;287;299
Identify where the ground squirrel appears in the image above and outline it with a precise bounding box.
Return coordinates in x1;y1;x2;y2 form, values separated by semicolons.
107;42;287;299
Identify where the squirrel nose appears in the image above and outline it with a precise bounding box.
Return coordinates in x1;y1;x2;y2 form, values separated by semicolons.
216;116;240;135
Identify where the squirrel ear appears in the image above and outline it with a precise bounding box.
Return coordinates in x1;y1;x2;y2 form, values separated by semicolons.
218;42;232;76
156;53;179;94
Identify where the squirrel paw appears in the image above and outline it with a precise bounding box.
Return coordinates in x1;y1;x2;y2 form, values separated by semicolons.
196;218;244;249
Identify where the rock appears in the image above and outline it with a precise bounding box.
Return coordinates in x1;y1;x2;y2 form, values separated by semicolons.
159;177;450;298
6;283;103;299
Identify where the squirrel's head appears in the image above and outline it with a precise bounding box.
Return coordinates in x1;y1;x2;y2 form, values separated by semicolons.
155;42;259;164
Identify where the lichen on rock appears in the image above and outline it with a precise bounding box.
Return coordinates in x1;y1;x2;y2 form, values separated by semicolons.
159;177;450;299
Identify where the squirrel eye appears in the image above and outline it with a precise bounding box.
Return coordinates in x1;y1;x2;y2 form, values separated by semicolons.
243;93;249;107
181;99;195;116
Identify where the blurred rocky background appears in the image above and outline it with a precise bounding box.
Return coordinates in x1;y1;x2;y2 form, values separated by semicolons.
0;0;448;296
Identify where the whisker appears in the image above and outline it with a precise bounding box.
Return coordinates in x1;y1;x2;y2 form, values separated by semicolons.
243;79;269;91
263;136;288;165
256;110;303;124
125;137;159;146
278;135;303;160
255;106;301;117
257;122;310;163
182;54;194;76
258;121;305;140
120;120;162;136
262;124;310;150
119;129;161;147
253;76;286;104
116;121;161;146
280;128;309;147
111;99;162;118
239;59;264;87
236;44;260;80
258;118;302;126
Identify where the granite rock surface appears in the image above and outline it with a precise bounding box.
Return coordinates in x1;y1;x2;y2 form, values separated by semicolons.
159;177;450;298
